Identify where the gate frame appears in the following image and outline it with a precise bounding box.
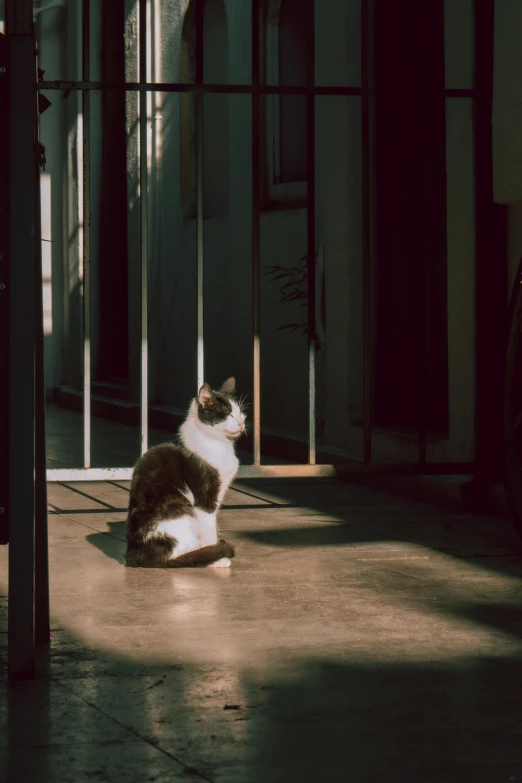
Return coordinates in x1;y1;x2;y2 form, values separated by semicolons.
38;0;479;483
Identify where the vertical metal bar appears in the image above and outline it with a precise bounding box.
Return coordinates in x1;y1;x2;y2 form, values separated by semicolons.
417;306;428;463
0;32;10;547
195;0;204;390
34;148;50;645
361;0;372;462
7;8;36;680
139;0;149;453
473;0;508;481
417;1;446;466
252;0;261;465
417;148;429;465
306;0;316;465
82;0;91;467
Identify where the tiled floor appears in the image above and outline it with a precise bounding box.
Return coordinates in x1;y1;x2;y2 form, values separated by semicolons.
2;405;522;781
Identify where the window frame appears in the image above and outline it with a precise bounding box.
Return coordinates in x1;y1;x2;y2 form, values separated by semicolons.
260;0;308;210
180;2;197;220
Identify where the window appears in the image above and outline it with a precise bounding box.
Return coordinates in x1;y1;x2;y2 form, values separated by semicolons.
261;0;309;208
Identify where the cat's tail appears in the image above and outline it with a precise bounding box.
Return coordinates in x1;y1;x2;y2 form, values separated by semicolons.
165;539;235;568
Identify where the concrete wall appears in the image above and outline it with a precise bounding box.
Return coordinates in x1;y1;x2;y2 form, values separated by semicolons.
38;0;484;463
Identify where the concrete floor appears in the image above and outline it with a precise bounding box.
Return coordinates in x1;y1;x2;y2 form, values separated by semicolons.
1;476;522;782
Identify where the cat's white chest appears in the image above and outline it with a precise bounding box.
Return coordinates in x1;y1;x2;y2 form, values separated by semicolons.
219;448;239;478
215;449;238;504
179;409;240;503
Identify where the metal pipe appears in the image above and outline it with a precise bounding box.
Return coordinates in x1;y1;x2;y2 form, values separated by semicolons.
0;28;10;548
38;80;479;98
196;0;204;390
82;0;91;467
361;0;372;462
251;0;261;466
306;0;316;465
139;0;149;454
7;9;37;680
473;0;508;480
34;143;50;645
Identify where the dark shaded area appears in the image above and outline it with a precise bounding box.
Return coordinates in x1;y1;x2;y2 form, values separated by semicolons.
0;33;10;545
2;637;522;782
473;0;509;483
505;256;522;539
233;478;522;582
97;0;129;383
373;0;448;435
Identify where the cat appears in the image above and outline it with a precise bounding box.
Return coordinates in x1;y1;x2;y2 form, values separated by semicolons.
125;377;246;569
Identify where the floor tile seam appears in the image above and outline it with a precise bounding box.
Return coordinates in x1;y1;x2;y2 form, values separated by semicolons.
60;482;117;510
50;512;126;542
49;508;128;515
51;676;216;782
0;738;143;749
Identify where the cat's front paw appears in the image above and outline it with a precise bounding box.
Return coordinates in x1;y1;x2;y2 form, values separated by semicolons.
209;557;232;568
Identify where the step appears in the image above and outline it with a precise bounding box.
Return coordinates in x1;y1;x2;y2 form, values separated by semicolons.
54;385;508;516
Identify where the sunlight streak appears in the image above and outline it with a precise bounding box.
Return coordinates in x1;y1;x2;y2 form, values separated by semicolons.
40;172;53;336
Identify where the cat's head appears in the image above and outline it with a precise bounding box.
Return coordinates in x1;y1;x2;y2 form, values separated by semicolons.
196;377;246;441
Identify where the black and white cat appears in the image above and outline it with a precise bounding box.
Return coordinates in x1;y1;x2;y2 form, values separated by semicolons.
125;377;246;569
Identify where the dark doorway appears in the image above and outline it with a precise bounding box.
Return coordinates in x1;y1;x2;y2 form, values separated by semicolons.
373;0;449;436
96;0;129;383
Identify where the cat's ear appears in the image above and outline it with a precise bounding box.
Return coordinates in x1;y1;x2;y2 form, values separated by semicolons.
220;377;236;394
198;383;215;407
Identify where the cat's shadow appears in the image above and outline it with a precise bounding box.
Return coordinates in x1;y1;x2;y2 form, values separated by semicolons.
86;521;127;565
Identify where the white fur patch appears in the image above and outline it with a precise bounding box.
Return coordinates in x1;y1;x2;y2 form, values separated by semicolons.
209;557;231;568
155;516;199;558
179;486;195;506
194;509;218;546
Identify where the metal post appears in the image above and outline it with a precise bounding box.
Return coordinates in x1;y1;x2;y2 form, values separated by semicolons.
473;0;508;481
7;0;37;680
139;0;149;453
418;163;429;465
251;0;261;466
195;0;204;390
306;0;316;465
361;0;372;462
34;143;50;645
82;0;91;467
0;32;10;548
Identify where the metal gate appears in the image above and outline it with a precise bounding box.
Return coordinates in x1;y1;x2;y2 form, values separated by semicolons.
3;0;504;677
39;0;480;483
